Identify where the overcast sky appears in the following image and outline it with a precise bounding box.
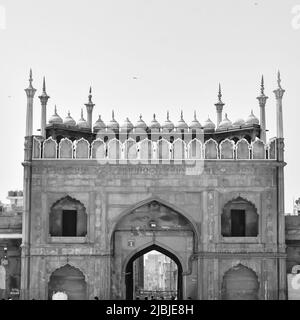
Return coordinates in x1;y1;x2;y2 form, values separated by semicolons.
0;0;299;213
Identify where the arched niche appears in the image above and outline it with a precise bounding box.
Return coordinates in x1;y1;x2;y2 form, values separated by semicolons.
221;197;258;237
49;196;87;237
43;137;57;159
204;139;218;159
91;138;106;159
123;138;138;160
48;264;87;300
236;139;250;160
75;138;90;159
187;139;202;159
138;139;153;162
59;138;73;159
252;139;266;159
157;138;171;161
268;138;276;160
33;137;41;159
107;138;122;160
173;138;186;160
222;264;259;300
220;139;235;159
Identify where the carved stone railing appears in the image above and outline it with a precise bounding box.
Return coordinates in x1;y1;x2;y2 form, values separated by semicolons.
32;136;277;161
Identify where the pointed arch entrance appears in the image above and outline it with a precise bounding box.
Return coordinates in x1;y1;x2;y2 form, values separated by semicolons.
125;244;183;300
111;198;197;300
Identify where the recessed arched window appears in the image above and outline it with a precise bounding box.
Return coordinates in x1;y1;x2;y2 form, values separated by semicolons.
49;196;87;237
221;197;258;237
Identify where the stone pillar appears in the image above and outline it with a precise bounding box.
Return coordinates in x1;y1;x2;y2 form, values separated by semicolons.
24;70;36;137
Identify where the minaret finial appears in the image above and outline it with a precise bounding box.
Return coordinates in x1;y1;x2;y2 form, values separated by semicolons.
43;77;46;93
112;110;115;120
29;69;33;83
88;86;93;103
153;113;156;120
54;105;57;114
194;110;197;120
167;111;170;121
260;75;265;95
180;110;183;120
81;108;84;119
218;83;222;102
277;70;282;89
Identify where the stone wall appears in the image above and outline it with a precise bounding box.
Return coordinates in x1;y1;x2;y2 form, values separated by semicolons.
24;158;283;300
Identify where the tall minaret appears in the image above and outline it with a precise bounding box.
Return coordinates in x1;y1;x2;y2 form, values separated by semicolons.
85;87;95;131
24;69;37;137
215;84;225;127
273;71;285;139
273;71;286;300
22;69;37;300
38;77;50;139
256;75;268;143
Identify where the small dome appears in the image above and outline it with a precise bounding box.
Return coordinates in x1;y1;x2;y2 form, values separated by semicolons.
232;118;245;128
176;111;188;130
189;111;202;129
245;110;259;126
162;112;174;132
218;113;233;130
149;114;161;130
93;115;106;131
135;115;147;130
121;117;134;131
203;116;216;130
63;111;76;126
49;106;63;124
77;109;89;129
107;111;119;130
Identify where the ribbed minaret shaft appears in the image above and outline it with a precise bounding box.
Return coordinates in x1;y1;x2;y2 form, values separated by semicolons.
38;77;50;139
24;69;37;137
257;75;268;143
215;83;225;127
85;87;95;131
273;71;285;139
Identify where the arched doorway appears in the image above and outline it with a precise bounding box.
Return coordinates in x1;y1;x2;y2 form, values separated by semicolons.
125;244;183;300
48;264;87;300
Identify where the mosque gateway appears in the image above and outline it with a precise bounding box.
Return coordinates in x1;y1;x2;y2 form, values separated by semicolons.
17;70;296;300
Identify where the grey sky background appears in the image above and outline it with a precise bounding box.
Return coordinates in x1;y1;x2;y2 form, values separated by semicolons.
0;0;299;213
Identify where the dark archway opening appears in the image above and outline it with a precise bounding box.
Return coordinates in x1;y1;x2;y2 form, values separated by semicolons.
125;244;183;300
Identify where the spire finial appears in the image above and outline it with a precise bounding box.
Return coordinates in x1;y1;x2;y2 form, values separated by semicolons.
43;77;46;93
167;111;170;121
194;110;197;120
68;110;71;117
87;86;93;104
218;83;222;101
180;110;183;120
153;113;156;120
260;75;265;95
112;110;115;120
277;70;282;89
81;108;84;119
54;105;57;115
140;114;142;120
29;69;33;83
